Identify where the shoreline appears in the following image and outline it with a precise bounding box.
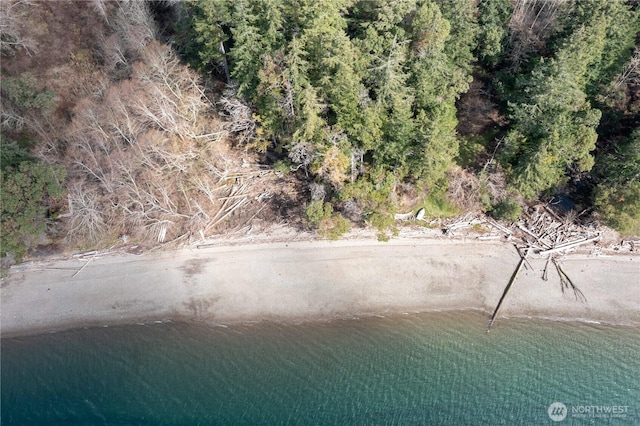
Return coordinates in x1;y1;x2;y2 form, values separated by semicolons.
2;236;639;338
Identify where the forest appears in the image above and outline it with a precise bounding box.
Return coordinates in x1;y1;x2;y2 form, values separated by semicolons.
1;0;639;262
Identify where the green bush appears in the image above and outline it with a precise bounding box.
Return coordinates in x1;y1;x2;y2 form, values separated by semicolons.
273;159;292;175
304;200;351;240
304;200;332;229
419;190;459;219
376;232;391;242
367;211;394;232
594;182;640;237
325;214;351;240
490;198;522;223
339;172;397;226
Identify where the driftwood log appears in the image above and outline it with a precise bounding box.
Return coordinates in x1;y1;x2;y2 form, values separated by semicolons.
487;246;531;331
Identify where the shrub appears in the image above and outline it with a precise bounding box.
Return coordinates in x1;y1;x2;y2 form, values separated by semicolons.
339;172;397;225
304;200;332;229
419;190;460;219
367;211;394;232
273;159;292;175
304;199;351;240
491;198;522;223
325;214;351;240
594;182;640;237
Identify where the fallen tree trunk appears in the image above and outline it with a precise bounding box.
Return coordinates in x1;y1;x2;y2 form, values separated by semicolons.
487;246;531;331
538;235;601;255
553;258;587;304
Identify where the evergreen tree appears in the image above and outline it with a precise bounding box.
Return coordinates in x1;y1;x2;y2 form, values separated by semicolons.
433;0;477;96
179;0;479;228
286;37;323;144
408;1;452;110
593;128;640;236
588;1;639;96
296;0;366;170
502;20;608;198
253;52;290;142
1;160;66;259
229;0;287;99
176;0;230;72
228;0;267;99
413;101;459;188
476;0;512;68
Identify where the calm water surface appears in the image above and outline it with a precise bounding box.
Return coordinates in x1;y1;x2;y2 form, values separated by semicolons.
2;311;639;425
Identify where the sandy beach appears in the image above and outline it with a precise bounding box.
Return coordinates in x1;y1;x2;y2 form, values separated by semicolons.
2;236;639;337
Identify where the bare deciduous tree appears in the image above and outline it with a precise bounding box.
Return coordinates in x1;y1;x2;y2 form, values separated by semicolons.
113;0;155;58
48;13;278;247
0;0;37;56
614;48;640;88
67;186;107;243
218;94;257;144
507;0;566;71
289;141;315;175
100;33;129;77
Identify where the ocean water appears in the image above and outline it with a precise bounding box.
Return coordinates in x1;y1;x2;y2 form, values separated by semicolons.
2;311;639;425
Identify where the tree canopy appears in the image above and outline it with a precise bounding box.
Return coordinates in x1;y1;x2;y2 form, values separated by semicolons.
175;0;639;236
2;0;639;260
179;0;478;227
1;149;66;259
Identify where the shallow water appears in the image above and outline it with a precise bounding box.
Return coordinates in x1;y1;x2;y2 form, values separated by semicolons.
2;311;639;425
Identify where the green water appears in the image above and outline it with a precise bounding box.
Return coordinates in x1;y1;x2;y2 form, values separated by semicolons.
2;311;639;425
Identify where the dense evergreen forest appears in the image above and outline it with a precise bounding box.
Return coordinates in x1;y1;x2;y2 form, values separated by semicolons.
1;0;639;262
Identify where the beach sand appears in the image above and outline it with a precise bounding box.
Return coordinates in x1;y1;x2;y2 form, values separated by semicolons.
2;237;639;337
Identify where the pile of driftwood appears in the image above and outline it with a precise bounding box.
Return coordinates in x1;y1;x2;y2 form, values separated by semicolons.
516;206;597;312
515;206;601;256
441;206;601;257
447;206;602;331
407;206;600;330
609;239;639;253
442;213;485;236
